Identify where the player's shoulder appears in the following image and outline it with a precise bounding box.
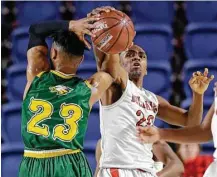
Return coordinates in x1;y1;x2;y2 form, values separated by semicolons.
35;70;62;80
142;88;158;103
36;71;49;78
35;70;84;84
31;71;50;83
142;88;155;96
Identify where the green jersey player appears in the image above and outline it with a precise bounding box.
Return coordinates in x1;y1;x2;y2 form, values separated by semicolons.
19;18;113;177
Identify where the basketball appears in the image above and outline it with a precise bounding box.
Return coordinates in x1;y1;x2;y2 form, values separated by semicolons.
92;10;135;54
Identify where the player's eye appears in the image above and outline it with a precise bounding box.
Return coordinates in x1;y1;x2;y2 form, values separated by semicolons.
139;53;146;60
126;51;136;57
126;53;131;57
126;53;133;57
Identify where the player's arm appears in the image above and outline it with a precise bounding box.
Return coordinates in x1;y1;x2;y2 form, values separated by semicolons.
100;53;128;88
93;42;128;90
137;102;214;144
157;69;214;126
157;94;203;126
87;6;115;71
24;18;99;99
87;71;114;107
89;7;129;89
92;47;129;106
153;141;184;177
94;139;102;177
24;22;53;99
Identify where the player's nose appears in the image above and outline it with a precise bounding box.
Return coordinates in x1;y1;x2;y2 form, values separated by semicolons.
132;57;141;62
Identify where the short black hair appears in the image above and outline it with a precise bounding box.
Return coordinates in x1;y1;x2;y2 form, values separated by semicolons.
52;30;85;56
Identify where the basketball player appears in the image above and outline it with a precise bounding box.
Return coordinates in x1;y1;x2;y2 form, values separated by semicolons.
18;19;115;177
89;6;215;176
93;44;213;176
88;6;214;177
137;82;217;177
94;139;184;177
92;42;213;177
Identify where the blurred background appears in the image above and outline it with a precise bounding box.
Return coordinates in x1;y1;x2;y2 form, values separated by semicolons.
1;1;217;177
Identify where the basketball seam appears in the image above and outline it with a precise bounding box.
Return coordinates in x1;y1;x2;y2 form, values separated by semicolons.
104;24;125;53
126;20;134;31
93;20;122;43
112;10;124;18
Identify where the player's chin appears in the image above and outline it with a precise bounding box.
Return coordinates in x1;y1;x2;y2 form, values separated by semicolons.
129;70;142;78
131;67;141;72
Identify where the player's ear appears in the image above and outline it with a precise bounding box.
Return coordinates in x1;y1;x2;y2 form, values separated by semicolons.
144;66;148;76
50;47;57;60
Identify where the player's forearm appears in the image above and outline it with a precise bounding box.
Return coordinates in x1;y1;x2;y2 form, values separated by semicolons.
101;54;123;80
186;92;203;126
160;126;212;144
29;20;69;38
93;45;106;70
93;47;121;80
94;41;123;70
28;21;69;50
157;161;184;177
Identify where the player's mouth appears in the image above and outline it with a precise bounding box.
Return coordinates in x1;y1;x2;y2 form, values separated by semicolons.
132;62;141;68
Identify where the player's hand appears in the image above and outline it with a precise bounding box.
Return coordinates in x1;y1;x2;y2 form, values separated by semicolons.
69;17;100;49
87;6;116;17
214;82;217;97
136;126;160;144
189;68;214;95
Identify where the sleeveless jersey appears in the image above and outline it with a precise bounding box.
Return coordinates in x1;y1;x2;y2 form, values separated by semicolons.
21;70;91;150
153;162;164;173
99;80;159;174
212;96;217;159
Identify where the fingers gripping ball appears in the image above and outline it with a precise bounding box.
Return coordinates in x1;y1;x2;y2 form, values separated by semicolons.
92;10;135;54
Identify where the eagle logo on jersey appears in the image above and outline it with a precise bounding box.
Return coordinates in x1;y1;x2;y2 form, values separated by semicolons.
49;85;73;96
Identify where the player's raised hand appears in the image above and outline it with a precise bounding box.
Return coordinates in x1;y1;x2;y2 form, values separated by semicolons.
69;17;100;49
136;126;160;144
189;68;214;95
87;6;116;17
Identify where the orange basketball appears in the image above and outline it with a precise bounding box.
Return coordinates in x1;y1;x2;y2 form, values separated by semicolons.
92;10;135;54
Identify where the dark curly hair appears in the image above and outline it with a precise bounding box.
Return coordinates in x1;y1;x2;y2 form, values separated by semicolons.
52;30;86;57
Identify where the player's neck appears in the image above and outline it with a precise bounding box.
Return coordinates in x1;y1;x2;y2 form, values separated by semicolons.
54;65;76;75
132;77;143;89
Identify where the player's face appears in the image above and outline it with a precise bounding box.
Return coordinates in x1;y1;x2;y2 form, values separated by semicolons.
121;45;147;79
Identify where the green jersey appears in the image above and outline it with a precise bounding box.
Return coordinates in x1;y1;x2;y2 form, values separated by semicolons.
21;70;92;151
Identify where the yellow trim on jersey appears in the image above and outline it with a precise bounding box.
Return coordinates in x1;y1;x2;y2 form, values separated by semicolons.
36;71;46;78
84;80;92;89
51;70;75;79
24;149;81;158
